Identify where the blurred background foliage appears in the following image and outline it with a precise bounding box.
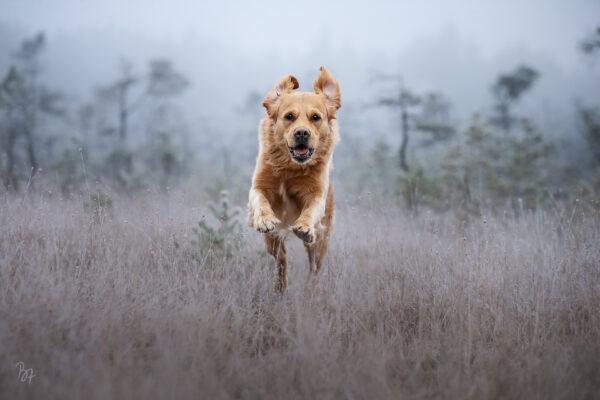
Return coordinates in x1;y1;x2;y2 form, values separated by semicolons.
1;23;599;216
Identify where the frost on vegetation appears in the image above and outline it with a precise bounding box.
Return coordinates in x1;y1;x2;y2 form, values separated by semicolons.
83;191;113;223
191;190;242;260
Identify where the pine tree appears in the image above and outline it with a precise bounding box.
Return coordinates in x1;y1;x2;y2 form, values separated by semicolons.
191;190;242;259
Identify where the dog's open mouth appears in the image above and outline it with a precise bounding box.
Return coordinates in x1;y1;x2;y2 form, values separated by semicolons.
289;144;314;163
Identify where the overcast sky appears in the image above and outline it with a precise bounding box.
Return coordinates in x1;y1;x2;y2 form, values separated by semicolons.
4;0;599;68
2;0;599;135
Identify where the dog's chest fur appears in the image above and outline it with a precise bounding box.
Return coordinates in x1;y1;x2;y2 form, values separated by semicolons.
274;180;302;227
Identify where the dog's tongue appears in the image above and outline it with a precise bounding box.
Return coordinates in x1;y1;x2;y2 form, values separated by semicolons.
294;146;308;156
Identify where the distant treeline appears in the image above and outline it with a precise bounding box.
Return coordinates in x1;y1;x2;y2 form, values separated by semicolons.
1;29;599;215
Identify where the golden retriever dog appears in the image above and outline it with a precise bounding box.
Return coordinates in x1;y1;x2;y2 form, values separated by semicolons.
247;66;341;291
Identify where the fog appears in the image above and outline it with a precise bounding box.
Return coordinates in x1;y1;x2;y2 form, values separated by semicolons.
2;0;599;125
2;4;600;398
1;0;599;199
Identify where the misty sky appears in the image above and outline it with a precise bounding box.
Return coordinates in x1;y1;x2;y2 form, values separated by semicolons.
1;0;599;138
5;0;599;66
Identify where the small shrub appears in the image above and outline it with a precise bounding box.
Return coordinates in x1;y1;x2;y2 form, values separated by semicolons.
191;190;242;259
397;167;443;213
83;191;113;223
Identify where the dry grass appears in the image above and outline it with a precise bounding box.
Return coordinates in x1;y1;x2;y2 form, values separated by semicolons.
1;191;599;399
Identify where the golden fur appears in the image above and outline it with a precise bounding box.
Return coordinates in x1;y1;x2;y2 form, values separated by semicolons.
247;66;341;291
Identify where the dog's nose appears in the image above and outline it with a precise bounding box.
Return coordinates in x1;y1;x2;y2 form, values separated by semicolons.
294;128;310;140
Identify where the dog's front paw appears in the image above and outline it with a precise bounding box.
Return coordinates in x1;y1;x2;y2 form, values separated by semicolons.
253;214;281;233
293;222;315;244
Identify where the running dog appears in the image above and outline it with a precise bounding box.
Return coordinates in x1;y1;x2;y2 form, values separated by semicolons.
248;66;341;291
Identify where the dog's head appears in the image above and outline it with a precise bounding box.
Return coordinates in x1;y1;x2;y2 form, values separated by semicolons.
262;66;341;165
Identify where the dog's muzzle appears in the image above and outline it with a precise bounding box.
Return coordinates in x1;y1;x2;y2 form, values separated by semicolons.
289;128;314;163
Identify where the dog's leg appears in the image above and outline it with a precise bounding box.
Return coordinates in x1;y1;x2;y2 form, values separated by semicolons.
293;181;334;245
317;187;334;272
292;191;326;245
315;232;331;273
304;240;317;274
304;185;335;276
304;228;331;275
264;233;288;292
248;188;280;233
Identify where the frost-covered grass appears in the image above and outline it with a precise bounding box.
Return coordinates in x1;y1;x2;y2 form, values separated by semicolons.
1;192;599;399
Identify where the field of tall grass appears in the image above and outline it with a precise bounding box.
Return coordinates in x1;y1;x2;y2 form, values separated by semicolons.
1;191;599;399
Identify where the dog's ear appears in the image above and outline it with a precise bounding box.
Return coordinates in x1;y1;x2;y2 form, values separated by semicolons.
313;66;341;117
263;75;299;118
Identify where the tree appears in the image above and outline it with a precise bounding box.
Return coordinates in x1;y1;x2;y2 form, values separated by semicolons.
142;59;190;189
147;59;189;98
576;26;600;193
414;93;456;146
0;32;64;191
490;65;539;134
442;114;497;213
191;190;242;259
442;114;553;212
0;67;28;190
580;108;600;163
12;33;45;179
580;26;600;54
96;58;189;143
96;59;139;143
504;119;554;208
92;58;190;189
376;76;455;172
377;78;420;172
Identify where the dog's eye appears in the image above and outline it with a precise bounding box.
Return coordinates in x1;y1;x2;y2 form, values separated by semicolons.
284;113;295;121
311;114;321;122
